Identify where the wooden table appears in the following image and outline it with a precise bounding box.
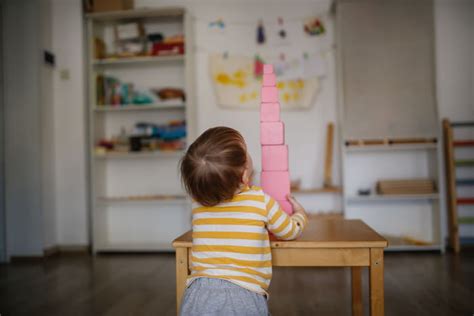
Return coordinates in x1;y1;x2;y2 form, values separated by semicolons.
172;218;388;315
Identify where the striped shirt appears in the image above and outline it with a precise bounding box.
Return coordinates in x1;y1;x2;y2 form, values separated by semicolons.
187;186;307;296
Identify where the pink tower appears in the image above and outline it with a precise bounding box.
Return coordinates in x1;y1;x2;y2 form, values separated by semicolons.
260;64;293;215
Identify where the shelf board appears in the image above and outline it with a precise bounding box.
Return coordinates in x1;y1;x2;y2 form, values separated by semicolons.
345;143;438;152
346;193;439;203
293;186;342;194
458;217;474;225
451;121;474;128
384;235;441;251
457;198;474;205
93;54;184;66
97;195;188;206
456;179;474;186
459;237;474;245
94;103;185;112
385;244;442;251
86;7;185;21
94;150;184;159
455;160;474;167
454;140;474;147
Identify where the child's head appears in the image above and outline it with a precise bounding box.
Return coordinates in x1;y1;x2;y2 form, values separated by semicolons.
180;126;253;206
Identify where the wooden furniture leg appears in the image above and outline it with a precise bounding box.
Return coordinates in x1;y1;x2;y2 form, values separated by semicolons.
324;122;334;187
369;248;384;316
443;119;460;253
351;266;363;316
176;247;189;314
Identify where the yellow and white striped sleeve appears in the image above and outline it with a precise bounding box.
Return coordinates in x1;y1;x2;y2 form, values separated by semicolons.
264;194;307;240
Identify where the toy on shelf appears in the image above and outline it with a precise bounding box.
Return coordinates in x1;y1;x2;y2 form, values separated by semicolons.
150;34;184;56
96;75;175;106
260;64;292;215
114;22;147;57
376;179;436;195
152;88;186;102
95;120;186;154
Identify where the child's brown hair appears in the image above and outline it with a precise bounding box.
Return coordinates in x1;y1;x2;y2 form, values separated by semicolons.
180;126;247;206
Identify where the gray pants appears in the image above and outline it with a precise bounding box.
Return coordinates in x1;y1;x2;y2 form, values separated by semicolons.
179;278;269;316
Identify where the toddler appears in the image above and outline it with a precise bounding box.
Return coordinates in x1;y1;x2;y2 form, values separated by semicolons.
179;126;308;316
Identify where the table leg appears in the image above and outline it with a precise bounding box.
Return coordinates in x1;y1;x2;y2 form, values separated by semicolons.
369;248;384;316
176;247;189;315
351;266;363;316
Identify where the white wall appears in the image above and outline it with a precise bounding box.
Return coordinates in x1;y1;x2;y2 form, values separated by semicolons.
435;0;474;239
190;1;336;187
51;0;88;246
40;0;57;250
435;0;474;121
3;0;45;256
138;0;340;213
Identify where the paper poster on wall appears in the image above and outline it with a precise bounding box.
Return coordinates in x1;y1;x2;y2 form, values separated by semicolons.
302;53;327;78
209;53;321;110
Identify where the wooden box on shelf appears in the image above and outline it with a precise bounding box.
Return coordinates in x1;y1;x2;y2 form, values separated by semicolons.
90;0;134;13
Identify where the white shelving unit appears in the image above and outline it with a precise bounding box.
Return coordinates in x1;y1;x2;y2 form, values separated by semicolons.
341;143;445;251
85;8;195;253
94;103;185;112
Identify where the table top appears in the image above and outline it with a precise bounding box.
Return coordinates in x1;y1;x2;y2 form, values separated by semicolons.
173;218;388;249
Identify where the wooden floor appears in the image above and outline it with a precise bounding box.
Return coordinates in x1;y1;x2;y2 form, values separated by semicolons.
1;251;473;315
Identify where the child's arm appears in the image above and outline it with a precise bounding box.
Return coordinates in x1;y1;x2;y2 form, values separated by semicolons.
265;194;308;240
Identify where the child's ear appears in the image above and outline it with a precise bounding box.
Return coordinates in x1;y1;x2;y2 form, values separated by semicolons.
241;168;250;186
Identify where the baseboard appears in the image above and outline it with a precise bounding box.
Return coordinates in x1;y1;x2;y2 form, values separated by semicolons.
43;245;60;257
57;245;90;254
10;256;44;262
43;244;90;257
9;245;90;262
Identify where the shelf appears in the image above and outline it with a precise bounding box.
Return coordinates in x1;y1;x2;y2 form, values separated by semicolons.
384;235;441;251
458;217;474;224
293;186;342;194
456;179;474;186
94;150;184;159
386;244;442;251
86;7;185;21
96;242;174;252
97;195;188;206
454;140;474;147
93;54;184;66
457;198;474;205
459;237;474;245
455;160;474;167
346;194;439;203
451;121;474;128
345;143;438;152
87;6;192;255
94;103;185;112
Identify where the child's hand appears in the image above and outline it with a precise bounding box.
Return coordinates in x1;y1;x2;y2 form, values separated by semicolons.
287;194;307;217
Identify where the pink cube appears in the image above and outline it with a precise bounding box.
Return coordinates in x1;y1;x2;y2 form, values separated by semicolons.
263;74;276;86
277;199;293;215
261;171;290;201
260;102;280;122
262;145;288;171
263;64;273;74
261;86;278;103
261;121;284;145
